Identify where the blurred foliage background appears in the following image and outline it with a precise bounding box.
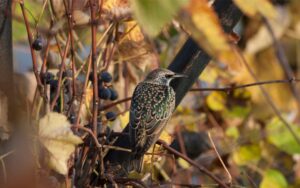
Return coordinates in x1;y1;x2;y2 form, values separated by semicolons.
1;0;300;187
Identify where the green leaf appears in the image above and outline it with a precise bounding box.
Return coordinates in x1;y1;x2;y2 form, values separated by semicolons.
233;144;261;165
260;169;288;188
224;106;251;118
131;0;188;36
266;117;300;155
226;126;239;140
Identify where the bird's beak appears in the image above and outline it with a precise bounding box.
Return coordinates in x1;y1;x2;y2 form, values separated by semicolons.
172;73;187;78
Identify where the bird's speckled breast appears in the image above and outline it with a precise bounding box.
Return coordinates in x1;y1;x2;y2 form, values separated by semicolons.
130;82;175;130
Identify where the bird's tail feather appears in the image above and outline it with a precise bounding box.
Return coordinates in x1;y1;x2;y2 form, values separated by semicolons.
131;156;144;173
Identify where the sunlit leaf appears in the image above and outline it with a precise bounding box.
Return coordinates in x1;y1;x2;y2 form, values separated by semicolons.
224;106;251;118
233;0;277;19
131;0;188;36
200;66;219;84
207;92;226;111
178;158;190;169
226;126;239;140
233;144;261;165
245;6;290;54
143;131;171;169
119;111;130;129
260;169;288;188
266;117;300;155
38;112;83;175
124;21;144;42
159;130;172;145
179;0;237;67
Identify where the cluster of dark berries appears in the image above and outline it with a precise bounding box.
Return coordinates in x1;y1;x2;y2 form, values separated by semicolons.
40;72;55;84
41;70;74;113
89;71;118;121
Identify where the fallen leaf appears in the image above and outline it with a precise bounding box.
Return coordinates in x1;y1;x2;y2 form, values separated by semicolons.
39;112;83;175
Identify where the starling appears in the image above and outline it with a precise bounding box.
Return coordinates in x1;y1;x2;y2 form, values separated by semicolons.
104;68;186;175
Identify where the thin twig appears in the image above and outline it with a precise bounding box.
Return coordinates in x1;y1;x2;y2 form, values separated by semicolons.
19;1;44;96
75;56;92;126
89;0;99;135
263;17;300;113
99;97;132;111
63;0;77;112
99;79;300;111
175;126;192;182
72;125;131;152
0;150;15;184
207;132;232;185
156;140;230;188
50;33;71;110
233;47;300;145
190;78;300;92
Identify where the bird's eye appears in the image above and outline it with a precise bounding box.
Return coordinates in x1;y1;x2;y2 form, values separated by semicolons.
165;74;173;79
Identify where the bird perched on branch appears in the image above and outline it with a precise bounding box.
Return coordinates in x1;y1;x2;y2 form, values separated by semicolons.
104;68;186;175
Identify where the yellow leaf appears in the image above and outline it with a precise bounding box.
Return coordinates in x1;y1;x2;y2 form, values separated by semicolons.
124;21;144;42
141;130;172;170
233;144;261;165
200;65;219;84
206;92;226;111
39;112;83;175
179;0;237;67
233;0;277;19
103;0;130;11
159;130;172;145
119;111;130;129
177;158;190;169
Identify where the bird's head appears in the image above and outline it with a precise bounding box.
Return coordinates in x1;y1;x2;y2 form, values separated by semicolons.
144;68;186;86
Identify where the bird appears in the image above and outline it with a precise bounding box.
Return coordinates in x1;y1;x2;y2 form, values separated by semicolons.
103;68;186;175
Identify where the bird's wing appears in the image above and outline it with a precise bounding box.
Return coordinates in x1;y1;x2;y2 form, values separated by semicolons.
129;83;175;154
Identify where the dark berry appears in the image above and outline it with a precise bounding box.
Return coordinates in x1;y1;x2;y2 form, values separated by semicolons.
41;72;54;84
106;112;117;121
32;36;43;51
49;80;58;90
86;123;93;130
99;71;112;83
68;115;76;124
109;88;118;101
98;87;111;100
